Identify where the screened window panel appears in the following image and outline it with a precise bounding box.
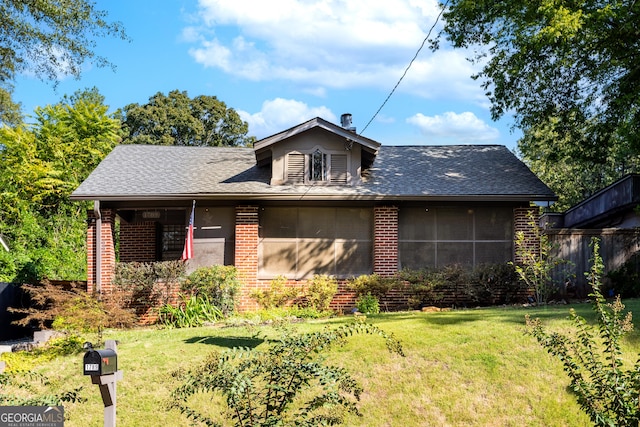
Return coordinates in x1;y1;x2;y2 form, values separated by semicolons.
298;207;335;239
259;207;373;278
475;207;513;240
437;208;473;240
261;207;297;238
336;240;373;275
399;208;436;240
260;241;297;276
335;208;372;240
287;153;305;183
330;154;348;184
399;242;436;270
437;242;474;267
475;242;513;264
297;239;335;277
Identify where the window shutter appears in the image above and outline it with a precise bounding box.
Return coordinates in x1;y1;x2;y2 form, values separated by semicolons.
330;154;348;184
287;153;305;183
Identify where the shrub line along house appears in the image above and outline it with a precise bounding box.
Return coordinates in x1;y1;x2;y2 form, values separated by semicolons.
71;115;556;311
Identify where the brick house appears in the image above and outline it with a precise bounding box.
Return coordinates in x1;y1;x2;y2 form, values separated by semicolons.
71;116;556;310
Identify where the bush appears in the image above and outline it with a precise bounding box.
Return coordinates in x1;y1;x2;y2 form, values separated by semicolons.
250;275;300;309
606;251;640;298
9;280;136;332
170;320;404;426
355;293;380;314
113;260;186;308
398;267;448;308
526;238;640;426
305;274;338;311
468;263;524;305
348;274;398;299
182;265;240;315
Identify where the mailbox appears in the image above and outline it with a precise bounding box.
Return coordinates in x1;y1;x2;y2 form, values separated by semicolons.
83;348;118;376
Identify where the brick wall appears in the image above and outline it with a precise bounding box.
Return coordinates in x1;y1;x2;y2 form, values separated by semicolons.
119;222;157;262
514;207;541;263
374;206;398;276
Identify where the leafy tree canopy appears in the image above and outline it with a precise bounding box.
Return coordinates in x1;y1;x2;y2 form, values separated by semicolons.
0;88;120;282
120;90;256;147
436;0;640;208
0;0;127;126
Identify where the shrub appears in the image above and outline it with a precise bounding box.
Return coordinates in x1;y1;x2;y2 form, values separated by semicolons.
182;265;240;316
606;251;640;298
348;274;398;299
468;263;524;305
398;267;448;308
158;294;223;328
305;274;338;311
9;280;136;332
251;275;300;309
170;320;404;426
526;238;640;426
355;293;380;314
113;260;186;308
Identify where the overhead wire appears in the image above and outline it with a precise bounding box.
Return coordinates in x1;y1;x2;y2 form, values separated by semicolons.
360;0;450;135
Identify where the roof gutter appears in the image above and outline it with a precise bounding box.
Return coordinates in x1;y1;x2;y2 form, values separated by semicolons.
71;193;558;203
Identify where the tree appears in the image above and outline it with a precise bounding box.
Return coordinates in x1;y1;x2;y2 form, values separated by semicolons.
0;0;126;86
436;0;640;207
120;90;255;147
0;89;120;282
519;114;640;210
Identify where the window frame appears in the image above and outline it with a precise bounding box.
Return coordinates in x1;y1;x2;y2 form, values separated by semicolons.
285;146;350;185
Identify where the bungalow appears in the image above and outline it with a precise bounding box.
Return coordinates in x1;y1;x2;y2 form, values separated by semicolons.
71;115;556;310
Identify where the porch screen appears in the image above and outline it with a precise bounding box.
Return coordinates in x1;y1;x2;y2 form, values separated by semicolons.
399;207;513;269
259;207;373;279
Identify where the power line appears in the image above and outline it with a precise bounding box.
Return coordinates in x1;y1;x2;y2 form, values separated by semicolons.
360;1;450;135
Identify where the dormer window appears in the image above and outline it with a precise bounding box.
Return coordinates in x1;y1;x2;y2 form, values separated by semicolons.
286;149;349;185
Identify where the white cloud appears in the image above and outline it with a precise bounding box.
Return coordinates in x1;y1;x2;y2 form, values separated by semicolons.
187;0;485;102
239;98;336;138
407;112;500;143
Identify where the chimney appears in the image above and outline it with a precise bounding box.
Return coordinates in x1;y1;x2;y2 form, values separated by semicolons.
340;113;356;133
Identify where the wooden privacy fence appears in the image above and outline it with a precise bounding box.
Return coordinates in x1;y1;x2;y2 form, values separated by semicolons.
545;228;640;298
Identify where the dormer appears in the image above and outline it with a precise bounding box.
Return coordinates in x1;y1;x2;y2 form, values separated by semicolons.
254;116;381;186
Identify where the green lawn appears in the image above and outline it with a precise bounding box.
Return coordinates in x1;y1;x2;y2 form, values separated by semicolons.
22;300;640;426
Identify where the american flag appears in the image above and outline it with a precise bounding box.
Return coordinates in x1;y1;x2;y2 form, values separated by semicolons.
181;201;195;261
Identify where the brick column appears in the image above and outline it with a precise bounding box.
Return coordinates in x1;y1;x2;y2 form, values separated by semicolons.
373;206;398;277
235;206;259;310
87;208;116;294
514;207;540;263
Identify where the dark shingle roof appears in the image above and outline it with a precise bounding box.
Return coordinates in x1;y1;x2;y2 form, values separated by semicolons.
71;144;555;201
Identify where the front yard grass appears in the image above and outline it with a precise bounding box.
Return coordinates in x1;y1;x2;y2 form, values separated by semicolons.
26;300;640;426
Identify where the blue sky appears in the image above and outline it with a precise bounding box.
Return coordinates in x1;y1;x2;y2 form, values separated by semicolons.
13;0;522;150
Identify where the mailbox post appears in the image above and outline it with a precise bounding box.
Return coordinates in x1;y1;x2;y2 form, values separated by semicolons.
83;340;123;427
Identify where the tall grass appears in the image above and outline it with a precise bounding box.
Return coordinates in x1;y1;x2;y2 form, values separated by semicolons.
27;300;640;426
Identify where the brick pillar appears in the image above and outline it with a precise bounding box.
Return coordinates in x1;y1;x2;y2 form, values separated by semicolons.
374;206;399;277
514;207;541;263
235;206;259;310
87;208;116;294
